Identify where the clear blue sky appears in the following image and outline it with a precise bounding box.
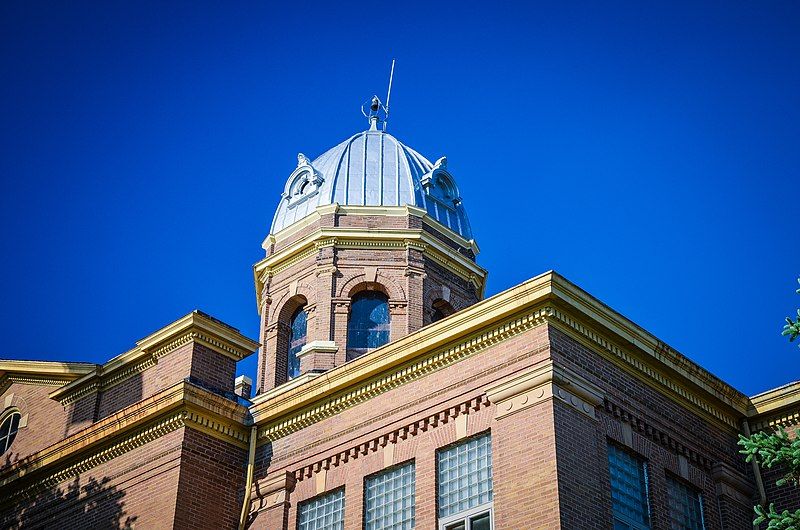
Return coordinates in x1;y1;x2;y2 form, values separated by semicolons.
1;2;798;396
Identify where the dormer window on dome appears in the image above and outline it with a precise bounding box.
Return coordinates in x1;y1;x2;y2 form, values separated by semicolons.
284;153;324;208
419;157;467;235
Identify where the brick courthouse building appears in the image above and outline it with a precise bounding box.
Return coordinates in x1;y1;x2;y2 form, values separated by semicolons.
1;109;798;529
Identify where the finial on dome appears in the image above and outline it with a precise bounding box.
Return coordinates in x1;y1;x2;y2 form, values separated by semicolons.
360;60;396;132
297;153;311;167
362;95;384;131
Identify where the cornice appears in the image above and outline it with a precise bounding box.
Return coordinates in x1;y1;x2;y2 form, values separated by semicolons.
0;381;251;494
748;381;800;417
49;311;259;405
249;271;750;443
0;361;97;397
546;307;741;431
261;204;479;256
253;307;550;442
0;360;97;378
253;227;487;308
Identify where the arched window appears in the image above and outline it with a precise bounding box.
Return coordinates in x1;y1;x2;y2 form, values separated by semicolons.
0;411;21;455
347;291;390;360
287;306;307;380
431;299;455;323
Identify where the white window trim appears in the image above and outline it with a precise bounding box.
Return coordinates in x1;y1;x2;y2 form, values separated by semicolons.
438;502;493;530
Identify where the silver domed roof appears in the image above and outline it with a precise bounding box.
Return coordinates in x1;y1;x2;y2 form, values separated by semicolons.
270;120;473;239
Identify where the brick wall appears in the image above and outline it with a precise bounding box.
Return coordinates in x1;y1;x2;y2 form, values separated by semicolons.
173;428;247;529
0;383;70;467
0;426;185;529
247;320;757;529
548;324;752;529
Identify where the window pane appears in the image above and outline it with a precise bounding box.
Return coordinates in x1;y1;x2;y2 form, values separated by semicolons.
347;291;390;359
445;523;466;530
287;306;307;379
437;433;493;518
667;476;705;530
607;444;650;528
470;512;491;530
0;412;21;455
298;489;345;530
365;462;415;530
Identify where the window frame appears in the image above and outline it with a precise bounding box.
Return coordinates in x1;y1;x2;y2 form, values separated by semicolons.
296;487;346;530
435;431;494;529
363;460;417;530
287;305;307;380
346;289;391;359
438;502;493;530
0;409;21;456
607;442;651;530
665;473;706;530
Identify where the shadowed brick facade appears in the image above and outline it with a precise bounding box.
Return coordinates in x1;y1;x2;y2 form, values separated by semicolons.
1;120;799;529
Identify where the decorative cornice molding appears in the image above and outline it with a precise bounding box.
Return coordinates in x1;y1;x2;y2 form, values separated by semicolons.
0;361;97;398
5;411;187;505
603;398;714;470
49;312;258;406
1;382;251;492
261;204;479;256
486;360;605;420
250;272;751;445
253;226;487;309
546;307;741;430
255;307;550;442
749;408;800;432
5;374;75;387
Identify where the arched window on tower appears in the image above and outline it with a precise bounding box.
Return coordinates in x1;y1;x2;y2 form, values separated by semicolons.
287;306;307;380
347;291;390;360
431;299;456;323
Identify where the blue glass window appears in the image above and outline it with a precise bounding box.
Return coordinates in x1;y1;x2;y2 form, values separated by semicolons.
287;306;307;379
347;291;390;360
667;476;705;530
608;443;650;530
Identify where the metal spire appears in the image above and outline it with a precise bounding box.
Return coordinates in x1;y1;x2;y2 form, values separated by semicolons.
360;59;396;131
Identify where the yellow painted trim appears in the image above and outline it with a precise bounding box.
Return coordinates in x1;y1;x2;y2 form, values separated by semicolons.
253;226;487;308
0;381;251;491
749;381;800;416
0;360;97;378
249;271;750;441
49;311;259;404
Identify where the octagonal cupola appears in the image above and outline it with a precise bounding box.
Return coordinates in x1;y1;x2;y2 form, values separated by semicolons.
253;104;486;395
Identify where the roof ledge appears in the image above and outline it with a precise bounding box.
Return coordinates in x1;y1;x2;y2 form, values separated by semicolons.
49;311;259;404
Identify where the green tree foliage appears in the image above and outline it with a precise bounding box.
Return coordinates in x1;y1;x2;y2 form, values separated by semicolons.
738;278;800;529
783;278;800;347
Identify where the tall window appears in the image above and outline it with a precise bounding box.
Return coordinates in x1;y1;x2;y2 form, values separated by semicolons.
666;475;705;530
608;443;651;530
298;489;345;530
0;411;21;455
364;462;416;530
437;433;493;530
287;306;307;380
347;291;390;360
